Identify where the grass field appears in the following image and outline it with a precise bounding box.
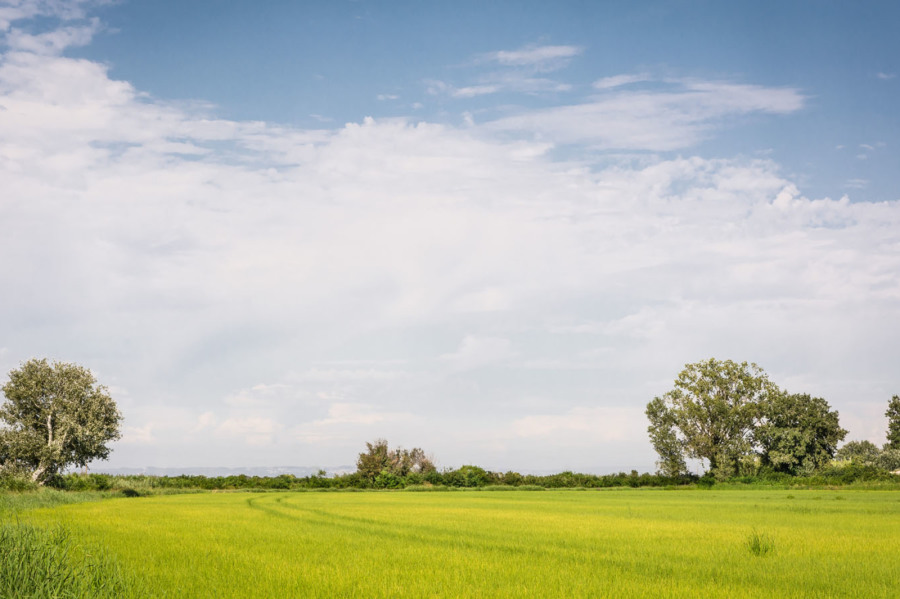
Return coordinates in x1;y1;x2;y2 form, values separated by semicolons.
17;488;900;598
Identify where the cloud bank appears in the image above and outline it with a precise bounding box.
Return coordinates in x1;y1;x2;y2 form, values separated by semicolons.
1;6;898;472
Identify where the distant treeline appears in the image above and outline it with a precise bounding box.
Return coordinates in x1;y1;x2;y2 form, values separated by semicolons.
12;462;895;494
40;468;692;492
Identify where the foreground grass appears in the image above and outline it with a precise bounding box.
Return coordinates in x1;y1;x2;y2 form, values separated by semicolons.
22;488;900;598
0;522;132;598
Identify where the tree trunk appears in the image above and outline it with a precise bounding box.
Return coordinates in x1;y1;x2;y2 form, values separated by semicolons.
31;465;47;484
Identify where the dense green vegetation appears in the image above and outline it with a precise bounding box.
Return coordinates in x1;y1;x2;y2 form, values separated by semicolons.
16;488;900;598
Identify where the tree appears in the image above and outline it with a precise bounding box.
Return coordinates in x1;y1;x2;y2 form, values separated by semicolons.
646;359;776;478
835;440;881;465
0;359;122;484
885;395;900;450
355;439;435;481
754;392;847;475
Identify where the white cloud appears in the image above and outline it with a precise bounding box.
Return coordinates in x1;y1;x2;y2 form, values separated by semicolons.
486;79;805;149
293;368;409;382
452;84;501;98
0;0;101;31
484;44;583;70
440;336;515;371
217;417;281;445
5;18;100;54
876;72;895;80
510;406;645;442
120;424;155;444
431;44;581;100
593;73;651;89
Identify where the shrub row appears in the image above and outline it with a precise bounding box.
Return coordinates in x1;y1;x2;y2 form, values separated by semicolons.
6;462;896;494
35;468;698;492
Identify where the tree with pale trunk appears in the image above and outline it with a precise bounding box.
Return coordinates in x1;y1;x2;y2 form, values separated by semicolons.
646;358;777;479
0;359;122;484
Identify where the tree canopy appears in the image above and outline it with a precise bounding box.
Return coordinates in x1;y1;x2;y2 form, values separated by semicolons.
755;392;846;475
0;359;122;484
647;359;846;478
646;359;776;478
356;439;435;481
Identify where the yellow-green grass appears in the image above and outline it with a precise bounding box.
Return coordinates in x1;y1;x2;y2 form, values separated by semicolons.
22;489;900;598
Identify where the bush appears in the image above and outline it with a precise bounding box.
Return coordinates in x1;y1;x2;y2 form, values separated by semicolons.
374;470;403;489
0;468;37;493
696;474;716;488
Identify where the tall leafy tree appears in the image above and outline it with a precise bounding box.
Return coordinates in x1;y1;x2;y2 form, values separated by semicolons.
0;359;122;484
754;392;846;475
886;395;900;450
647;359;776;478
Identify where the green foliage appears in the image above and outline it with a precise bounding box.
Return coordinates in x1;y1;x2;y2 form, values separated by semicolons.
1;359;122;484
835;440;881;465
645;397;687;476
374;469;404;489
443;465;491;487
0;467;38;492
356;439;436;482
746;529;774;557
696;473;716;488
885;395;900;450
647;358;777;478
755;393;847;475
0;522;132;598
874;448;900;472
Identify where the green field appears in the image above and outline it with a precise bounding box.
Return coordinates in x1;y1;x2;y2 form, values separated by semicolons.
17;488;900;597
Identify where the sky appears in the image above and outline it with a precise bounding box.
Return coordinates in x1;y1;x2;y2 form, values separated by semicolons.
1;0;898;474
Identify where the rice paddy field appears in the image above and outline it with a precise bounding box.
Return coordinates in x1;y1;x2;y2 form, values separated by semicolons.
13;487;900;597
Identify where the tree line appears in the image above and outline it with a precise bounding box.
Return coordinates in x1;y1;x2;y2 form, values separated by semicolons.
646;358;900;479
1;357;898;490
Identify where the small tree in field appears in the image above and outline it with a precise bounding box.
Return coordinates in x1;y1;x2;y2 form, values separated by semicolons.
0;359;122;484
356;438;435;481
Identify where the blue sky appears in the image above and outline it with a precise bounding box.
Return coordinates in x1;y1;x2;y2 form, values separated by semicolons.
1;0;898;473
71;0;899;201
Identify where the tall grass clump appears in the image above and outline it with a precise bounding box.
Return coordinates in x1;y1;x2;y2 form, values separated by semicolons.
746;529;775;557
0;522;133;598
